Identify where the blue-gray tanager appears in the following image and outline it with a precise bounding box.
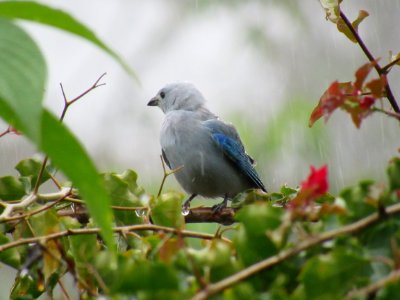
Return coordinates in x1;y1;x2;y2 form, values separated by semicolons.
148;82;266;212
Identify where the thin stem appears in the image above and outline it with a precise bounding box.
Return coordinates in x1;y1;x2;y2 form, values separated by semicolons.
0;126;10;138
32;74;107;196
0;224;232;252
382;56;400;74
190;202;400;300
346;269;400;299
157;154;184;197
3;189;71;222
58;279;73;300
373;107;400;121
33;156;49;194
339;11;400;113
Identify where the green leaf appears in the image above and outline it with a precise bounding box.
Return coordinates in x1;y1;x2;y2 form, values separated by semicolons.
299;247;372;299
339;180;376;222
0;1;137;80
151;192;185;228
319;0;340;22
0;18;46;141
102;171;143;226
387;157;400;191
351;10;369;33
337;17;357;43
96;252;179;294
235;202;283;236
40;110;115;253
15;158;51;190
0;176;27;200
0;232;20;268
235;203;282;266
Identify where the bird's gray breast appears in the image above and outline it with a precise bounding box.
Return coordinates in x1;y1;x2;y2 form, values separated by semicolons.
160;112;251;198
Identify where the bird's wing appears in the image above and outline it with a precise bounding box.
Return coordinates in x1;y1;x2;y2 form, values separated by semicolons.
203;119;266;192
162;148;171;169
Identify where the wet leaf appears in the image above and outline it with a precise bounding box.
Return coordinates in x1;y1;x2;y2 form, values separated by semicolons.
389;51;400;66
300;247;372;299
0;18;46;141
0;176;27;200
0;232;20;268
102;172;143;226
354;61;376;91
366;75;387;98
30;209;61;282
319;0;340;22
151;192;184;228
388;158;400;191
352;10;369;33
309;81;348;127
15;158;51;190
337;17;357;43
96;252;179;293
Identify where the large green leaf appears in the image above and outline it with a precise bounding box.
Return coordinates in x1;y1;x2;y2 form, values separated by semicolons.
0;18;46;141
41;110;115;253
0;1;136;79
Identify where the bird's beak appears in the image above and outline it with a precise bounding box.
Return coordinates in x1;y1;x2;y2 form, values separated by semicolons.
147;97;159;106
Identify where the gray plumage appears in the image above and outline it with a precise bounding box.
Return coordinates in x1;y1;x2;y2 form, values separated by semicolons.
148;82;266;211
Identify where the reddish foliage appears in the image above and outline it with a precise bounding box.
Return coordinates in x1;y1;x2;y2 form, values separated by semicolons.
309;61;386;128
359;96;376;109
300;165;329;198
289;165;329;211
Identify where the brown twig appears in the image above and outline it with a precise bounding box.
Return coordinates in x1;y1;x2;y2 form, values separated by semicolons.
0;224;231;252
373;107;400;121
346;269;400;299
32;73;107;196
0;126;11;138
57;206;238;225
157;155;184;197
339;11;400;113
382;56;400;74
190;202;400;300
2;189;71;222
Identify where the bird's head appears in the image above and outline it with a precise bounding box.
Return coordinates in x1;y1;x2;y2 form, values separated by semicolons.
148;82;206;113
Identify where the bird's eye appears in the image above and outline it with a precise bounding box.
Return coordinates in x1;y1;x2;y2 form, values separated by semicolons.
160;91;165;99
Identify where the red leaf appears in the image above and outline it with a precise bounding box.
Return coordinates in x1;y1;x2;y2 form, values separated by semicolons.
354;61;376;91
365;75;387;98
342;102;372;128
359;96;376;109
309;81;348;127
352;10;369;33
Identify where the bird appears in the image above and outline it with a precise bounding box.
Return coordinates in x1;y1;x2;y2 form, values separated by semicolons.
148;82;267;212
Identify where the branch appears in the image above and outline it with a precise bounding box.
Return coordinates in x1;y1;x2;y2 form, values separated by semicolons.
0;224;231;252
190;202;400;300
32;73;107;195
346;269;400;299
0;188;71;222
373;107;400;121
157;155;184;197
339;11;400;113
382;56;400;74
57;206;238;225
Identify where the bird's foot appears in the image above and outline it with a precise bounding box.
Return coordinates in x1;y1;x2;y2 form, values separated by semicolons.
212;195;229;213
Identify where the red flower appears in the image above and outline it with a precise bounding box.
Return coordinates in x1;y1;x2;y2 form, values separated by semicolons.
300;165;329;198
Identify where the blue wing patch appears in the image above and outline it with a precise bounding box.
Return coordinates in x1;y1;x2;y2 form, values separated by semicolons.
212;133;266;191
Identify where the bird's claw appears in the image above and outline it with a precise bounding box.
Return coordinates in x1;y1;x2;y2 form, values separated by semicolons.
212;202;227;214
